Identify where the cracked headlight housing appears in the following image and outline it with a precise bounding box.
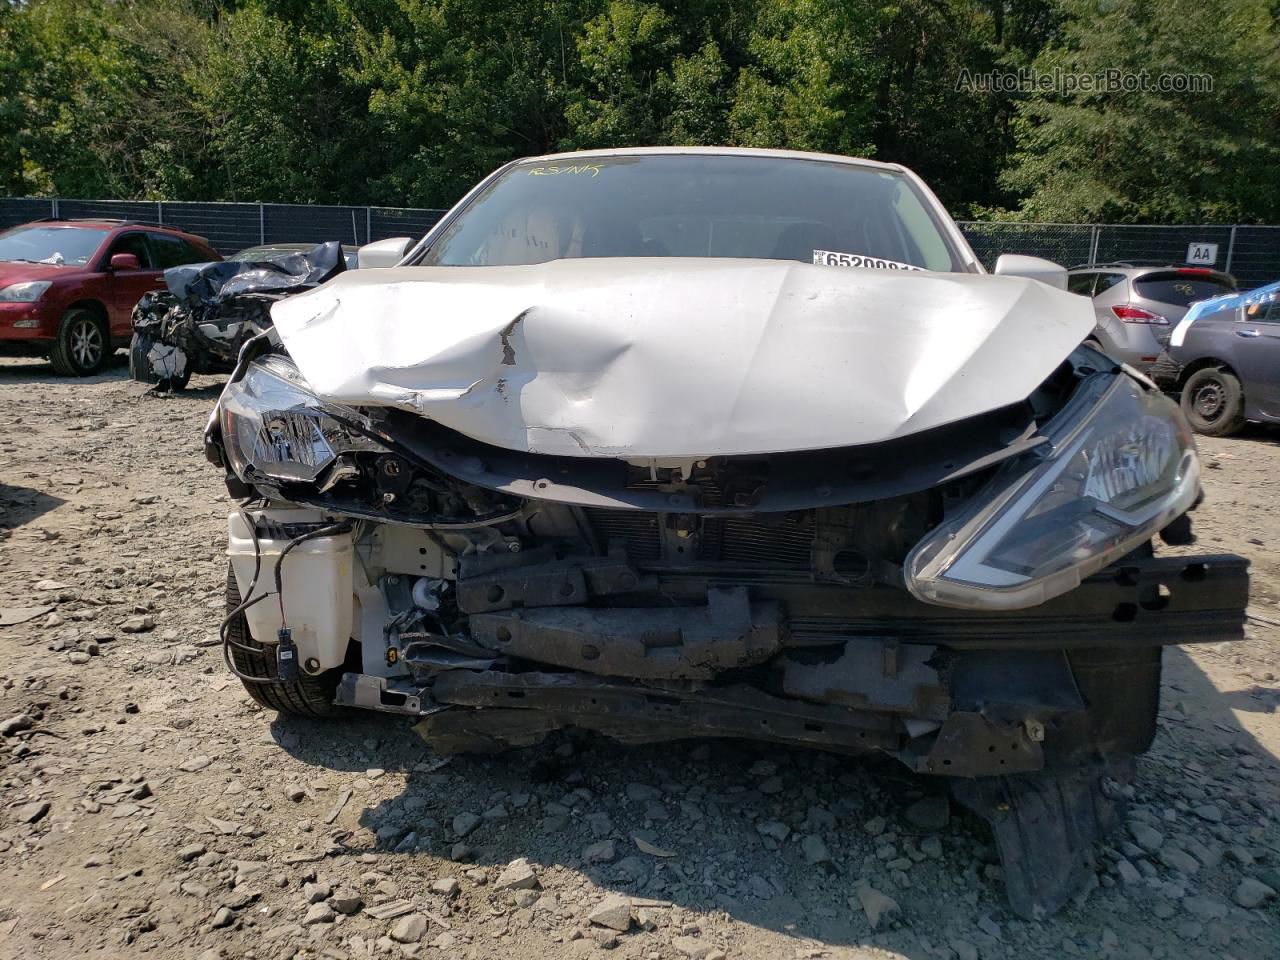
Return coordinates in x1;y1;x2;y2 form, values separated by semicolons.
906;374;1200;610
219;355;386;484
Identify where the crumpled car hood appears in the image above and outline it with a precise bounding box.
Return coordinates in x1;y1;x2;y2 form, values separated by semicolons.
270;258;1093;458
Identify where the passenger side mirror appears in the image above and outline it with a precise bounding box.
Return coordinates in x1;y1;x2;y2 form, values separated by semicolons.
993;254;1068;291
357;237;413;269
109;253;142;271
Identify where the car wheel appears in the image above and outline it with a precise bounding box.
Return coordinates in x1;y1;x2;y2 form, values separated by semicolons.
1181;367;1245;436
224;564;346;718
48;308;108;376
129;332;191;390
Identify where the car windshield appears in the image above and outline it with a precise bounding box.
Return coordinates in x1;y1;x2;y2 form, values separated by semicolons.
0;225;110;266
422;154;966;272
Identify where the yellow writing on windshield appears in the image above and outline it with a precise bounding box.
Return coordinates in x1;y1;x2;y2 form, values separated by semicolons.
527;164;603;178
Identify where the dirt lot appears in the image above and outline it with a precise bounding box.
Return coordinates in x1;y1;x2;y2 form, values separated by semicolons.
1;354;1278;960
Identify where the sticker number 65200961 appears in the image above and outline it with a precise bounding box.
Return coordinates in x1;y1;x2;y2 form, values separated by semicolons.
813;250;923;271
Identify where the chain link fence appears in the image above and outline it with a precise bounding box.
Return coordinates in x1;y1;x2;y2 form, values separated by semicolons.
1;197;1276;288
957;221;1280;289
0;198;446;255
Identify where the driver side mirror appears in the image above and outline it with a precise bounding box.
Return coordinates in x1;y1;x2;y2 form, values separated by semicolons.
358;236;413;269
993;254;1068;291
109;253;141;271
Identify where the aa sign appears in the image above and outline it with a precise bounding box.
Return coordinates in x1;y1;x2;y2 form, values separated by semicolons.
1186;242;1218;265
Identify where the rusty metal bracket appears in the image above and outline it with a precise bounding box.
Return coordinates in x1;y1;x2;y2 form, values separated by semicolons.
908;712;1044;777
456;548;657;614
468;585;782;679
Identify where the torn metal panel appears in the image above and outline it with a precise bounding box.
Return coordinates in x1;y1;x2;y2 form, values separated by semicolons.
271;257;1093;458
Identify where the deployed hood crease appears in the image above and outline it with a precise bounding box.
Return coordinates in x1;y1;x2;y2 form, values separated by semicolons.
270;258;1093;459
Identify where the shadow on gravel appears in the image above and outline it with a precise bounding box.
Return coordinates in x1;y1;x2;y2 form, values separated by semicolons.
1226;423;1280;446
0;482;65;529
268;708;960;954
254;641;1280;955
1163;645;1278;761
1218;685;1280;714
0;353;129;384
138;382;226;402
176;383;227;401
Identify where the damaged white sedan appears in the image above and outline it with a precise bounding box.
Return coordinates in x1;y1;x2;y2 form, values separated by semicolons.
204;148;1247;918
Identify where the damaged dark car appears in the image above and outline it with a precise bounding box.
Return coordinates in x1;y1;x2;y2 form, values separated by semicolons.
130;241;347;390
203;148;1248;919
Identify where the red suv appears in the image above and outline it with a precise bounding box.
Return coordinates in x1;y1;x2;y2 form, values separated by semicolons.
0;219;221;375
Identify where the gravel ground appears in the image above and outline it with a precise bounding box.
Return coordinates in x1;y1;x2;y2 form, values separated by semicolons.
1;354;1278;960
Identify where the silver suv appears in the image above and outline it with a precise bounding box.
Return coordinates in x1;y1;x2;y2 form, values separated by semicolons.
1067;263;1236;370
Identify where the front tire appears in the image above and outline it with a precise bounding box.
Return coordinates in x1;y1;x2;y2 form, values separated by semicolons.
49;308;108;376
225;565;345;718
1181;367;1245;436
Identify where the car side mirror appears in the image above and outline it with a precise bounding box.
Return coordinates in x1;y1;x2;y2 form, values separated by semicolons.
109;253;141;271
358;236;413;269
993;254;1068;291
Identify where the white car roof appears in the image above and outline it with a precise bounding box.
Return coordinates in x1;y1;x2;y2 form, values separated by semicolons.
513;145;906;174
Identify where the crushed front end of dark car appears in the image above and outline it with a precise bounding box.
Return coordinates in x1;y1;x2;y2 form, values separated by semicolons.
130;241;346;389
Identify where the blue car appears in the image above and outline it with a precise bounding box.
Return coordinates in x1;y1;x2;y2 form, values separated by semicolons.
1150;279;1280;435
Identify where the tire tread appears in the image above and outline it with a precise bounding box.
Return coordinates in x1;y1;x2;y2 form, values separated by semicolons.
224;566;343;717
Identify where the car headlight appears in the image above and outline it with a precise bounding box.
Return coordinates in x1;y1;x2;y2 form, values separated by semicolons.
905;373;1200;610
218;355;387;484
0;280;52;302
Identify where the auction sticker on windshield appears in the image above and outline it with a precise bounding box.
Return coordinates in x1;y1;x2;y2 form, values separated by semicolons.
813;250;923;270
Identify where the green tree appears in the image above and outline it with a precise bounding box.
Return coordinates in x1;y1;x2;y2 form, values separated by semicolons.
2;0;1275;224
192;1;375;203
350;0;600;206
1002;0;1280;223
0;2;38;195
5;0;215;199
562;0;677;147
663;40;731;144
726;0;877;156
